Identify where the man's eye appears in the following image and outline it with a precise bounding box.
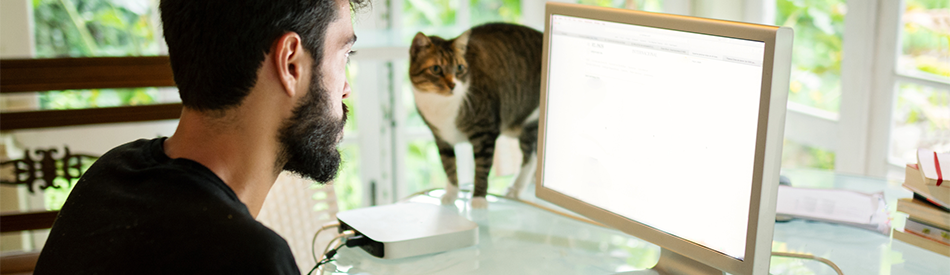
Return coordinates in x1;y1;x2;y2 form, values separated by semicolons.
346;50;356;63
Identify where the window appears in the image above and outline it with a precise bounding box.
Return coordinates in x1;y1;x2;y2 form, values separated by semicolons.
31;0;172;112
9;0;942;213
887;0;949;169
7;0;171;211
770;0;948;177
354;0;672;207
773;0;845;170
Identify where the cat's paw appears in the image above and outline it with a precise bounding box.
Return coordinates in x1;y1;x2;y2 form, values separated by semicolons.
470;197;488;209
441;187;459;205
504;187;521;199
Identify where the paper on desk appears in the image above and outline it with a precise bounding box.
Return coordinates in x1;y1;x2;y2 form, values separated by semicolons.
776;185;890;235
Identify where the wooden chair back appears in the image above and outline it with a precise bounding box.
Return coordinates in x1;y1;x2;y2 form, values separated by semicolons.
0;56;178;274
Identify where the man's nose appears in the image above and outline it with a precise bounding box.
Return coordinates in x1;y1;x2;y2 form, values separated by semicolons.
342;81;351;99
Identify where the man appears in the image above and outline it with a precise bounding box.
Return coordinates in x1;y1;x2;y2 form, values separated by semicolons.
34;0;365;273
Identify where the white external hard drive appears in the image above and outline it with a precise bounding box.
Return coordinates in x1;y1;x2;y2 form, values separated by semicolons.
336;202;479;259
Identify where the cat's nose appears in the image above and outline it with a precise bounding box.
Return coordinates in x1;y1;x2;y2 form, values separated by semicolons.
446;81;455;90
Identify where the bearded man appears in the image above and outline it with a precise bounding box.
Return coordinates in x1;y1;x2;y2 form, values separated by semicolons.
35;0;366;274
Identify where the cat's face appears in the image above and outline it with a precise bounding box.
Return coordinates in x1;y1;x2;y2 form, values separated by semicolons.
409;32;469;96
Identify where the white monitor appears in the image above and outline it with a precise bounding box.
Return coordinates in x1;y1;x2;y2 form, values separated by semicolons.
535;3;792;275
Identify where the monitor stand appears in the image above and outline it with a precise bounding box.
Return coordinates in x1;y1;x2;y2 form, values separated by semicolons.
616;248;724;275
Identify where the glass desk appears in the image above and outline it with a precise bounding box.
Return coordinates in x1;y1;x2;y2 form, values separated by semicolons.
324;169;950;275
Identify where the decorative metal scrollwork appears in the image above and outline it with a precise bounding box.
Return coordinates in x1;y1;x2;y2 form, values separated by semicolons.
0;146;98;193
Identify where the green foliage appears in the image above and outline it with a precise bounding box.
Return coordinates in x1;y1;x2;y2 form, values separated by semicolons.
487;172;513;195
343;64;360;134
902;0;950;78
333;64;363;210
895;83;949;131
33;0;160;57
38;87;159;110
781;140;836;170
404;139;518;196
33;0;163;110
471;0;522;25
334;144;363;211
45;156;98;211
776;0;846;112
403;0;457;27
576;0;663;11
406;140;449;194
32;0;161;206
889;0;949;165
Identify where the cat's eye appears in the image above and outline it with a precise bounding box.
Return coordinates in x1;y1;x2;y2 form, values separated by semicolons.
456;64;466;73
430;66;442;75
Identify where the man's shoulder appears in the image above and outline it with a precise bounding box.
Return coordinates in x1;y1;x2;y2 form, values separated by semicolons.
33;138;303;274
77;137;234;201
35;179;299;274
97;137;160;162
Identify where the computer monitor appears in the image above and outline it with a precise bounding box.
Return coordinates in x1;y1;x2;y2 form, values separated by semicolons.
535;3;792;275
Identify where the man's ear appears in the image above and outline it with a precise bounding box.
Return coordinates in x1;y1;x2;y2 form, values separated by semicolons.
274;32;306;98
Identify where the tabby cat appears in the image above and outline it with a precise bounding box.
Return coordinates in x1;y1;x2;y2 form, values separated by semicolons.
409;23;543;208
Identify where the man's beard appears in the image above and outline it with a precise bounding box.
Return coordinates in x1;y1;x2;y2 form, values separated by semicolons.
277;72;347;183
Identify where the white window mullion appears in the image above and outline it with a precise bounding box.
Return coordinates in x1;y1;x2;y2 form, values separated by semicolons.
866;0;906;177
393;62;411;201
456;0;471;28
691;0;742;20
785;103;839;151
742;0;774;25
353;62;387;206
522;0;548;31
351;0;396;206
834;0;880;175
664;0;692;16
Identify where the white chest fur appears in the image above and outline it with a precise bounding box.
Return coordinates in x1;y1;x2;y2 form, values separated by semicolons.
413;82;470;145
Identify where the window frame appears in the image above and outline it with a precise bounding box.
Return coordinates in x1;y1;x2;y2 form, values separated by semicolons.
765;0;949;178
9;0;946;213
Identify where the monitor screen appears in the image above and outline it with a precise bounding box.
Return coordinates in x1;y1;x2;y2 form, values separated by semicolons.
543;14;765;260
536;3;792;275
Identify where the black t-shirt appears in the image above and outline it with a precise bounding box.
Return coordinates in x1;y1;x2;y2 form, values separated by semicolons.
34;138;299;274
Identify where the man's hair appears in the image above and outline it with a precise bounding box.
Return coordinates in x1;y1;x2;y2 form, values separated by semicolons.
160;0;366;111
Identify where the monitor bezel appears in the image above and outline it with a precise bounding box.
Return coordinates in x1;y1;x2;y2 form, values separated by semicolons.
534;3;792;275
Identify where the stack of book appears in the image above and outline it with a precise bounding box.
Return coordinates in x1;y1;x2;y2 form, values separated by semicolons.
893;149;950;257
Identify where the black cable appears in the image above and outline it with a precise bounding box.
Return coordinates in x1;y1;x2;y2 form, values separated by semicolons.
308;230;357;275
308;241;346;275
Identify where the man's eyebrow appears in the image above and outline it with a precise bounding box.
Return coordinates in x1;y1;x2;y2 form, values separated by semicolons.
345;35;357;47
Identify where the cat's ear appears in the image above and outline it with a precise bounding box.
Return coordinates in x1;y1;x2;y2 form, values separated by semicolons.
454;30;471;53
411;32;431;55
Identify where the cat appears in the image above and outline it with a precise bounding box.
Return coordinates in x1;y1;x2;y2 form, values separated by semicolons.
409;23;542;208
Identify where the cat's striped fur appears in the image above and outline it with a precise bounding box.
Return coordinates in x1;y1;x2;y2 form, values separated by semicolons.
409;23;542;208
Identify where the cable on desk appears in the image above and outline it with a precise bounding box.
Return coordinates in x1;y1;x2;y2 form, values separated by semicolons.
771;251;844;275
311;222;340;264
308;230;356;275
